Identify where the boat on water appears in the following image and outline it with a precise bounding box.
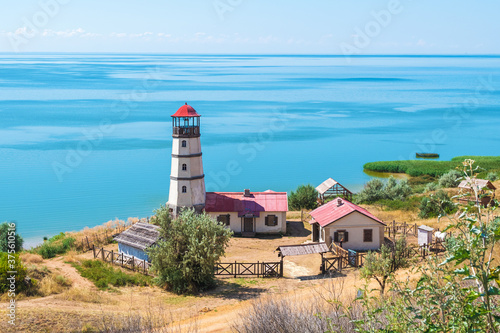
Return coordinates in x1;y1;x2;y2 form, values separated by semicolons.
416;153;439;158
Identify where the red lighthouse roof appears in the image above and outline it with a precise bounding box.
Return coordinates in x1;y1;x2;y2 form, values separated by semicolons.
171;103;201;117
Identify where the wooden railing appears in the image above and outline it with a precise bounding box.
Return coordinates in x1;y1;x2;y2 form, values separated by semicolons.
93;245;152;274
214;261;283;278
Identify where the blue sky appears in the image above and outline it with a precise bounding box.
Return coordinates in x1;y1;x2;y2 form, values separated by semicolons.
1;0;499;54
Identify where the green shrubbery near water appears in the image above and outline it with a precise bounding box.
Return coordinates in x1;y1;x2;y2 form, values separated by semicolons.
363;156;500;177
34;232;76;259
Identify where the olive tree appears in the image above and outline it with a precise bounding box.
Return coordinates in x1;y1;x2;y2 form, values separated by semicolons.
148;207;232;294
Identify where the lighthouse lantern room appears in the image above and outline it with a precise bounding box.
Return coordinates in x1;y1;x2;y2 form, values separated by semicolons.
167;103;206;217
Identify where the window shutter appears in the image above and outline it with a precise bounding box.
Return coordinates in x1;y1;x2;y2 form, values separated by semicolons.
226;214;230;226
273;215;278;226
344;232;349;242
334;232;339;243
265;216;269;226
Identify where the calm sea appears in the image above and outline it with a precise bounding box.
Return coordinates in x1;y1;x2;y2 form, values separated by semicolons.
1;54;499;247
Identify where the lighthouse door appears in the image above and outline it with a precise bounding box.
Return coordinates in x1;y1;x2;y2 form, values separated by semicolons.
243;217;254;232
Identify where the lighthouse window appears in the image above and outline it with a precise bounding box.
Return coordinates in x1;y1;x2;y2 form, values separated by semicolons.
182;186;187;193
181;140;187;147
182;164;187;171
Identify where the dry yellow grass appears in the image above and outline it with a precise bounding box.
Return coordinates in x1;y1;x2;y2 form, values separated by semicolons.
20;253;44;264
55;287;110;304
39;273;72;296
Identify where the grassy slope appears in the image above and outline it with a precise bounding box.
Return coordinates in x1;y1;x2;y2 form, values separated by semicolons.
364;156;500;177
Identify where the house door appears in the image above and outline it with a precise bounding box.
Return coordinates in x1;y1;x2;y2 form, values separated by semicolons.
243;217;254;232
312;223;319;242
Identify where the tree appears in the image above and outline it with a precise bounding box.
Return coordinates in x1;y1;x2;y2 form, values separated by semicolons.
360;237;410;294
148;207;232;294
288;184;318;222
418;190;456;218
0;222;23;253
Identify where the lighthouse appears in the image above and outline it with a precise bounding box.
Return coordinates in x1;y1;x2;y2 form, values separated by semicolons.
167;103;206;217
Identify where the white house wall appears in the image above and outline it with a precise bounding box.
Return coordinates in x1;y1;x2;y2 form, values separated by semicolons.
207;211;287;234
322;211;384;251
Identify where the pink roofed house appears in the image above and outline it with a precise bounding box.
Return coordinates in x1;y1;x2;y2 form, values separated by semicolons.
309;197;385;251
205;189;288;236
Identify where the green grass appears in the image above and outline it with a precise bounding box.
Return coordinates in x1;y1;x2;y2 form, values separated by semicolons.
373;196;422;212
364;156;500;177
33;233;76;259
71;259;152;290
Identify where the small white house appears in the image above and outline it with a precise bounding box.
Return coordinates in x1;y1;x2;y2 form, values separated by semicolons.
309;198;386;251
205;189;288;236
418;225;434;246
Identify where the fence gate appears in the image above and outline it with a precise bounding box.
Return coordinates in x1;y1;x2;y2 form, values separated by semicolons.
348;249;357;267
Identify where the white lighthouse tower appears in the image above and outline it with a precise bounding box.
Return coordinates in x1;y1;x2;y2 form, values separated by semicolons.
167;103;206;217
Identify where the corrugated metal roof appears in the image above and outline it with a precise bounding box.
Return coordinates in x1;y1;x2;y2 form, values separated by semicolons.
205;191;288;213
171;104;201;117
309;197;385;227
458;178;496;190
315;178;339;195
114;222;160;250
277;242;329;257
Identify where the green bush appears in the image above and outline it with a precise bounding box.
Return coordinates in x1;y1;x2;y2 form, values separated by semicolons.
418;190;456;218
375;196;422;211
486;172;498;182
0;222;24;252
356;177;412;204
438;169;462;188
34;233;75;259
72;259;151;290
424;182;440;192
148;207;232;294
0;252;28;294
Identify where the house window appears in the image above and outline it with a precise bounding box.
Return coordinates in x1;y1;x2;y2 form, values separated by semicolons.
182;140;187;147
182;163;187;171
334;230;349;243
217;214;230;226
182;186;187;193
363;229;373;242
265;215;278;226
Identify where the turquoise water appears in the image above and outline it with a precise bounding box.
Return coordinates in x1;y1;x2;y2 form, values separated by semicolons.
1;54;499;247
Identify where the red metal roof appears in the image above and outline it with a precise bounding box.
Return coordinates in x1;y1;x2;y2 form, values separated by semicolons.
309;198;385;227
171;103;201;117
205;191;288;215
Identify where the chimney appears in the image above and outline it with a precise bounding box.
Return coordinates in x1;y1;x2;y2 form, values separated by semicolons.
337;198;343;206
244;189;251;197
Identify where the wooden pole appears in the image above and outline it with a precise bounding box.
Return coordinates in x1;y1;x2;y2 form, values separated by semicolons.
86;236;90;250
111;250;113;265
234;261;237;278
92;244;95;258
132;256;135;271
101;247;105;261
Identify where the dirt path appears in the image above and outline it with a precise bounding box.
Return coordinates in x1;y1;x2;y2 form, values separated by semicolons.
43;256;95;290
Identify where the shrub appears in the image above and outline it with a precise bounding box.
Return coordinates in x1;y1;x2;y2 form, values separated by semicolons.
34;233;76;259
486;172;498;182
418;190;456;218
424;182;439;192
0;222;23;252
438;169;462;188
148;207;232;294
72;259;152;290
356;177;412;204
0;252;28;294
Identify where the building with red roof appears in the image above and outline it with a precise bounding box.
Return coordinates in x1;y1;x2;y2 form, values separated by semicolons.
309;197;385;251
205;189;288;236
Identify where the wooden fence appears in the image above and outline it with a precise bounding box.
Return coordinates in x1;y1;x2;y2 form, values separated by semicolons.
214;261;283;278
92;245;283;278
79;218;146;252
93;245;152;274
385;221;418;238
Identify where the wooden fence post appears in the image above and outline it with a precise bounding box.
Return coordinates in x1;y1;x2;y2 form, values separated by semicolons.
101;247;105;261
392;220;396;237
111;250;113;265
143;259;146;273
92;244;95;258
414;223;417;237
86;236;90;251
234;261;237;278
403;222;407;237
132;256;135;271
